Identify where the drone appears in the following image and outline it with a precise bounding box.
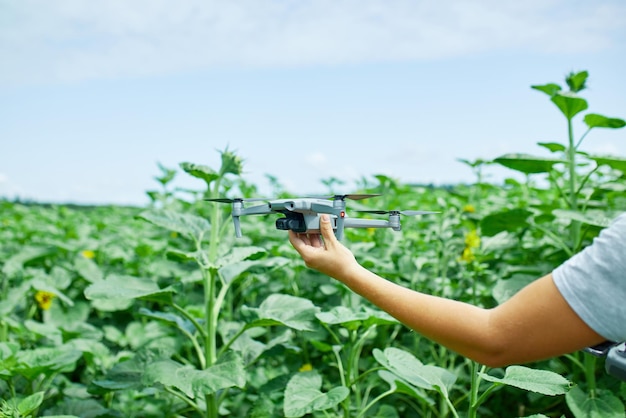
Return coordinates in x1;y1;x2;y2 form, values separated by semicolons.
206;194;438;240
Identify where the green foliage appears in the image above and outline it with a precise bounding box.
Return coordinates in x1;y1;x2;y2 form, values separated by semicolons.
0;76;624;417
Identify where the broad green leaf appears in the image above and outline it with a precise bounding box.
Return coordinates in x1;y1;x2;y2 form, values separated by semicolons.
17;391;45;415
244;294;320;331
552;209;613;228
316;306;397;330
84;274;174;306
584;113;626;129
551;91;588;120
377;371;433;404
216;246;266;269
479;365;571;396
92;354;145;390
375;348;456;400
14;346;82;379
492;274;536;304
0;281;30;316
373;347;431;390
493;153;565;174
139;308;196;335
566;386;624;418
0;342;19;378
531;83;561;97
180;162;220;185
44;398;107;418
138;209;211;241
480;208;532;237
283;371;349;417
73;256;104;283
591;155;626;173
143;352;246;398
2;246;53;277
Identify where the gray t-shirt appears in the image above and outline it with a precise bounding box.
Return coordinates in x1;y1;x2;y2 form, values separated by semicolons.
553;213;626;342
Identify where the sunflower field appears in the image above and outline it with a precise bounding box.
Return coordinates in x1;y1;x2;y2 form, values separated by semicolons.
1;71;626;417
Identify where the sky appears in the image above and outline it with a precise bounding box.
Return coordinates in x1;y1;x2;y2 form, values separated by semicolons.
1;0;625;206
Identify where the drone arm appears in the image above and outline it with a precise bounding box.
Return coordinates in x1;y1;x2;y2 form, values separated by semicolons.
239;203;272;216
342;218;391;229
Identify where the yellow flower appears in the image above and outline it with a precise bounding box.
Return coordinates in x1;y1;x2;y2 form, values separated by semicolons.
462;204;476;213
299;363;313;372
81;250;95;259
464;229;481;249
460;229;480;263
35;290;56;310
460;247;476;263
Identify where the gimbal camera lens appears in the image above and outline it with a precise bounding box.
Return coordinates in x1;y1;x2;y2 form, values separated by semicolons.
275;216;306;233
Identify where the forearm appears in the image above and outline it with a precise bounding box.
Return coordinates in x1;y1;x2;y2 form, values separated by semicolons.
336;267;603;367
339;264;500;365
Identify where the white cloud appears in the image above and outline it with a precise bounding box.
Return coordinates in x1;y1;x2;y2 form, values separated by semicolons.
1;0;624;85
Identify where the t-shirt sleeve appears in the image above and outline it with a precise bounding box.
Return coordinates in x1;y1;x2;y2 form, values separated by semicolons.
552;213;626;342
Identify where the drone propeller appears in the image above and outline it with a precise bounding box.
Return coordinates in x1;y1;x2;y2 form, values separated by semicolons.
357;210;439;216
205;197;268;203
309;193;381;201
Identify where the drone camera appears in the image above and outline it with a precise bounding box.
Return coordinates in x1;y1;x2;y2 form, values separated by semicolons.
275;213;307;233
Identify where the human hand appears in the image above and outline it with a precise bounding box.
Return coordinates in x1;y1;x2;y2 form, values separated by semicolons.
288;214;360;282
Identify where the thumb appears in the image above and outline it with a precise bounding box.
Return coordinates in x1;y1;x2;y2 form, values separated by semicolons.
319;214;338;244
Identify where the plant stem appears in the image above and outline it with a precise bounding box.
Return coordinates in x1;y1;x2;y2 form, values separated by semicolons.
468;362;486;418
584;354;597;397
204;177;223;418
567;117;582;251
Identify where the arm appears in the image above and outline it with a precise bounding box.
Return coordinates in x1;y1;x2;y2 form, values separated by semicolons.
289;215;605;367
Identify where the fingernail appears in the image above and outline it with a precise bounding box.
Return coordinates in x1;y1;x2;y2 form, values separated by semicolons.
321;214;329;222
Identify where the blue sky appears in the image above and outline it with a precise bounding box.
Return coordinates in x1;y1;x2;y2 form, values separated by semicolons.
1;0;625;205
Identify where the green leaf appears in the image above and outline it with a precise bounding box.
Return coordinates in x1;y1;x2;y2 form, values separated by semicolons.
537;142;567;153
143;352;247;398
2;246;53;277
492;274;536;304
377;370;433;404
138;209;211;242
551;92;588;120
219;148;245;176
180;162;220;185
73;256;104;283
374;347;458;393
84;274;174;307
584;113;626;129
531;83;562;97
219;246;265;267
139;308;196;335
493;153;565;174
283;371;349;417
552;209;613;228
244;294;320;331
479;365;571;396
14;346;83;379
480;208;532;237
566;70;588;92
566;386;624;418
591;155;626;173
316;306;397;330
17;391;45;415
